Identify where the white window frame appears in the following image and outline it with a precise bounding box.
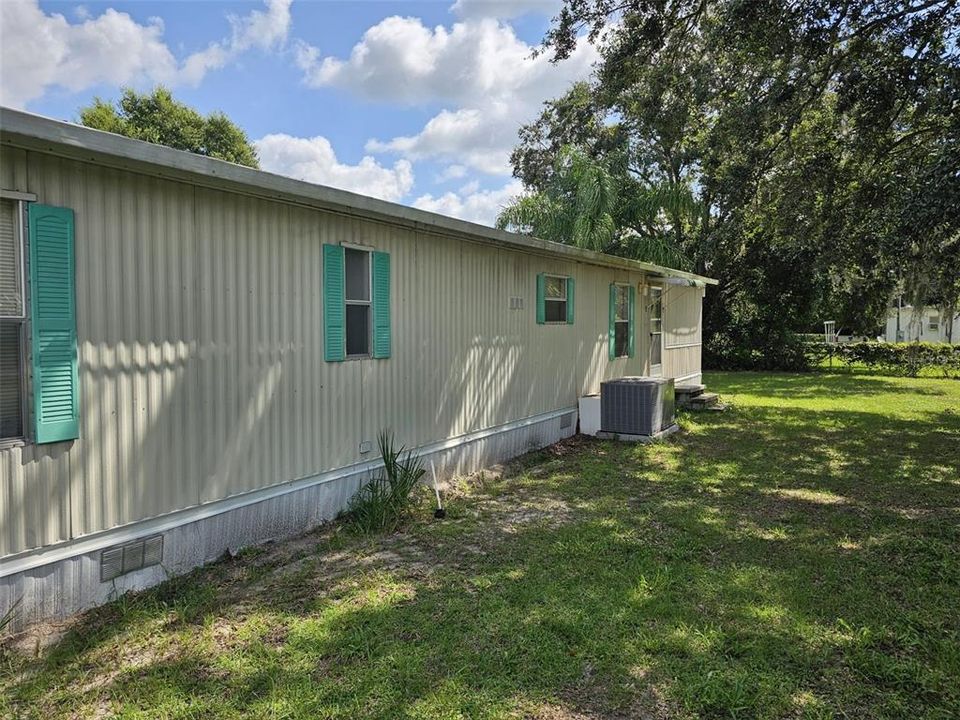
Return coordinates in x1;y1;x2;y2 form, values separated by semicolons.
648;285;663;375
613;283;630;358
0;197;29;443
343;243;372;359
543;273;569;324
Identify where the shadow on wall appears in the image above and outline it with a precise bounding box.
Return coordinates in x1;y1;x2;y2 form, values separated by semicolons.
5;312;590;555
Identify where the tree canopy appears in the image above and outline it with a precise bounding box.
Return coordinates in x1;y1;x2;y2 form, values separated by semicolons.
505;0;960;368
497;144;696;269
79;87;259;169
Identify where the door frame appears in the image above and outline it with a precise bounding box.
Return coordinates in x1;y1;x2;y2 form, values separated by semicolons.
648;283;664;376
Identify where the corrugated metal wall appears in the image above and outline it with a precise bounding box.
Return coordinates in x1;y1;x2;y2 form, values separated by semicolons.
0;146;702;558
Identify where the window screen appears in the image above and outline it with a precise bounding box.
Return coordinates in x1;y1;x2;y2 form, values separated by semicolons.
1;200;24;438
346;305;370;356
544;275;567;322
0;200;22;318
0;320;22;438
344;248;371;356
650;288;663;333
614;320;629;358
345;248;370;302
650;286;663;367
614;285;629;357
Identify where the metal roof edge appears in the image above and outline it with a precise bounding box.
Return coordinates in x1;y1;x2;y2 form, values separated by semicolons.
0;107;718;286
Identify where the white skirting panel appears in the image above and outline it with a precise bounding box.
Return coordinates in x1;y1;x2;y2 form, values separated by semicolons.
0;409;576;634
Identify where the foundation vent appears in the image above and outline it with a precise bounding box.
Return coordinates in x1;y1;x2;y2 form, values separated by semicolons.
101;535;163;582
560;411;575;429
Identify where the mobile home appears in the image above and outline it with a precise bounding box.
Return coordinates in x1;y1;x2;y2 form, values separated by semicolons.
884;304;958;344
0;109;716;631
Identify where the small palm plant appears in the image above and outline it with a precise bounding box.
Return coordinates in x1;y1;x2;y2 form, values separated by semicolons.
0;596;22;643
347;431;425;534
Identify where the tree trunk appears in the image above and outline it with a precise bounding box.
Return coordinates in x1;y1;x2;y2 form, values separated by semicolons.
946;302;955;344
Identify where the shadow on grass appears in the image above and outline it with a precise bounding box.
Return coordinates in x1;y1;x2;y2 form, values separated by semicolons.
4;376;959;719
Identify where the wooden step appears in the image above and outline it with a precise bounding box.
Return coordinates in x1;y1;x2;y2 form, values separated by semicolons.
681;391;724;411
676;384;706;399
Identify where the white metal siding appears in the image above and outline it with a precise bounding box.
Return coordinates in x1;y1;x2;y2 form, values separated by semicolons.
0;146;702;558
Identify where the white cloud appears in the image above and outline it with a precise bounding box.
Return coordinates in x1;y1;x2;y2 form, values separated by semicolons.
1;1;176;107
298;16;589;106
0;0;292;108
297;15;596;175
437;164;469;182
450;0;561;20
458;179;481;195
413;179;524;226
255;133;414;203
366;107;515;175
180;0;292;85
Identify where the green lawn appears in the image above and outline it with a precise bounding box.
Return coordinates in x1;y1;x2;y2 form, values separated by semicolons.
2;372;959;719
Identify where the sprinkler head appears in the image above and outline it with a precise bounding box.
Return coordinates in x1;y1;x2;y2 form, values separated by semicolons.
434;508;447;519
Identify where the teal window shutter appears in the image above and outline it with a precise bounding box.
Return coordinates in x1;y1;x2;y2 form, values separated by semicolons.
372;250;391;359
566;277;575;324
29;204;79;443
608;283;616;360
628;285;636;357
536;273;546;324
323;244;345;362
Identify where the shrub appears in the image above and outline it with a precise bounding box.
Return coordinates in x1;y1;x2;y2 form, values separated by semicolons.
821;342;960;377
705;329;813;371
347;431;425;534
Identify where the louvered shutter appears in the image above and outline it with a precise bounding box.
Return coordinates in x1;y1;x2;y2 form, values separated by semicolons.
29;204;79;443
565;277;575;325
371;251;391;359
323;244;345;362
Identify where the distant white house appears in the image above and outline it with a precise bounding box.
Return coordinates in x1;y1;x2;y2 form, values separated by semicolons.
884;305;958;344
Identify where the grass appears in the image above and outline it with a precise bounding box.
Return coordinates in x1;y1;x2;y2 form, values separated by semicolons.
2;371;958;719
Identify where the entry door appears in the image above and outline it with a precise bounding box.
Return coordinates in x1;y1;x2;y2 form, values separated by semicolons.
649;286;663;375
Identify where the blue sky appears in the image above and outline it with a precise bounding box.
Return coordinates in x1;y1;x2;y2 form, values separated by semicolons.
1;1;596;225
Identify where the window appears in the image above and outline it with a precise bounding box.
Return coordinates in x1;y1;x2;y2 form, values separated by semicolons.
0;199;25;439
929;316;939;331
649;286;663;369
323;243;391;362
544;275;567;322
344;247;371;357
2;200;79;444
536;273;574;325
613;284;630;358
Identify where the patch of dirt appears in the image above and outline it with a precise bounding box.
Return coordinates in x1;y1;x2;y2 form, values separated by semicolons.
3;443;580;665
529;681;678;720
546;434;603;457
